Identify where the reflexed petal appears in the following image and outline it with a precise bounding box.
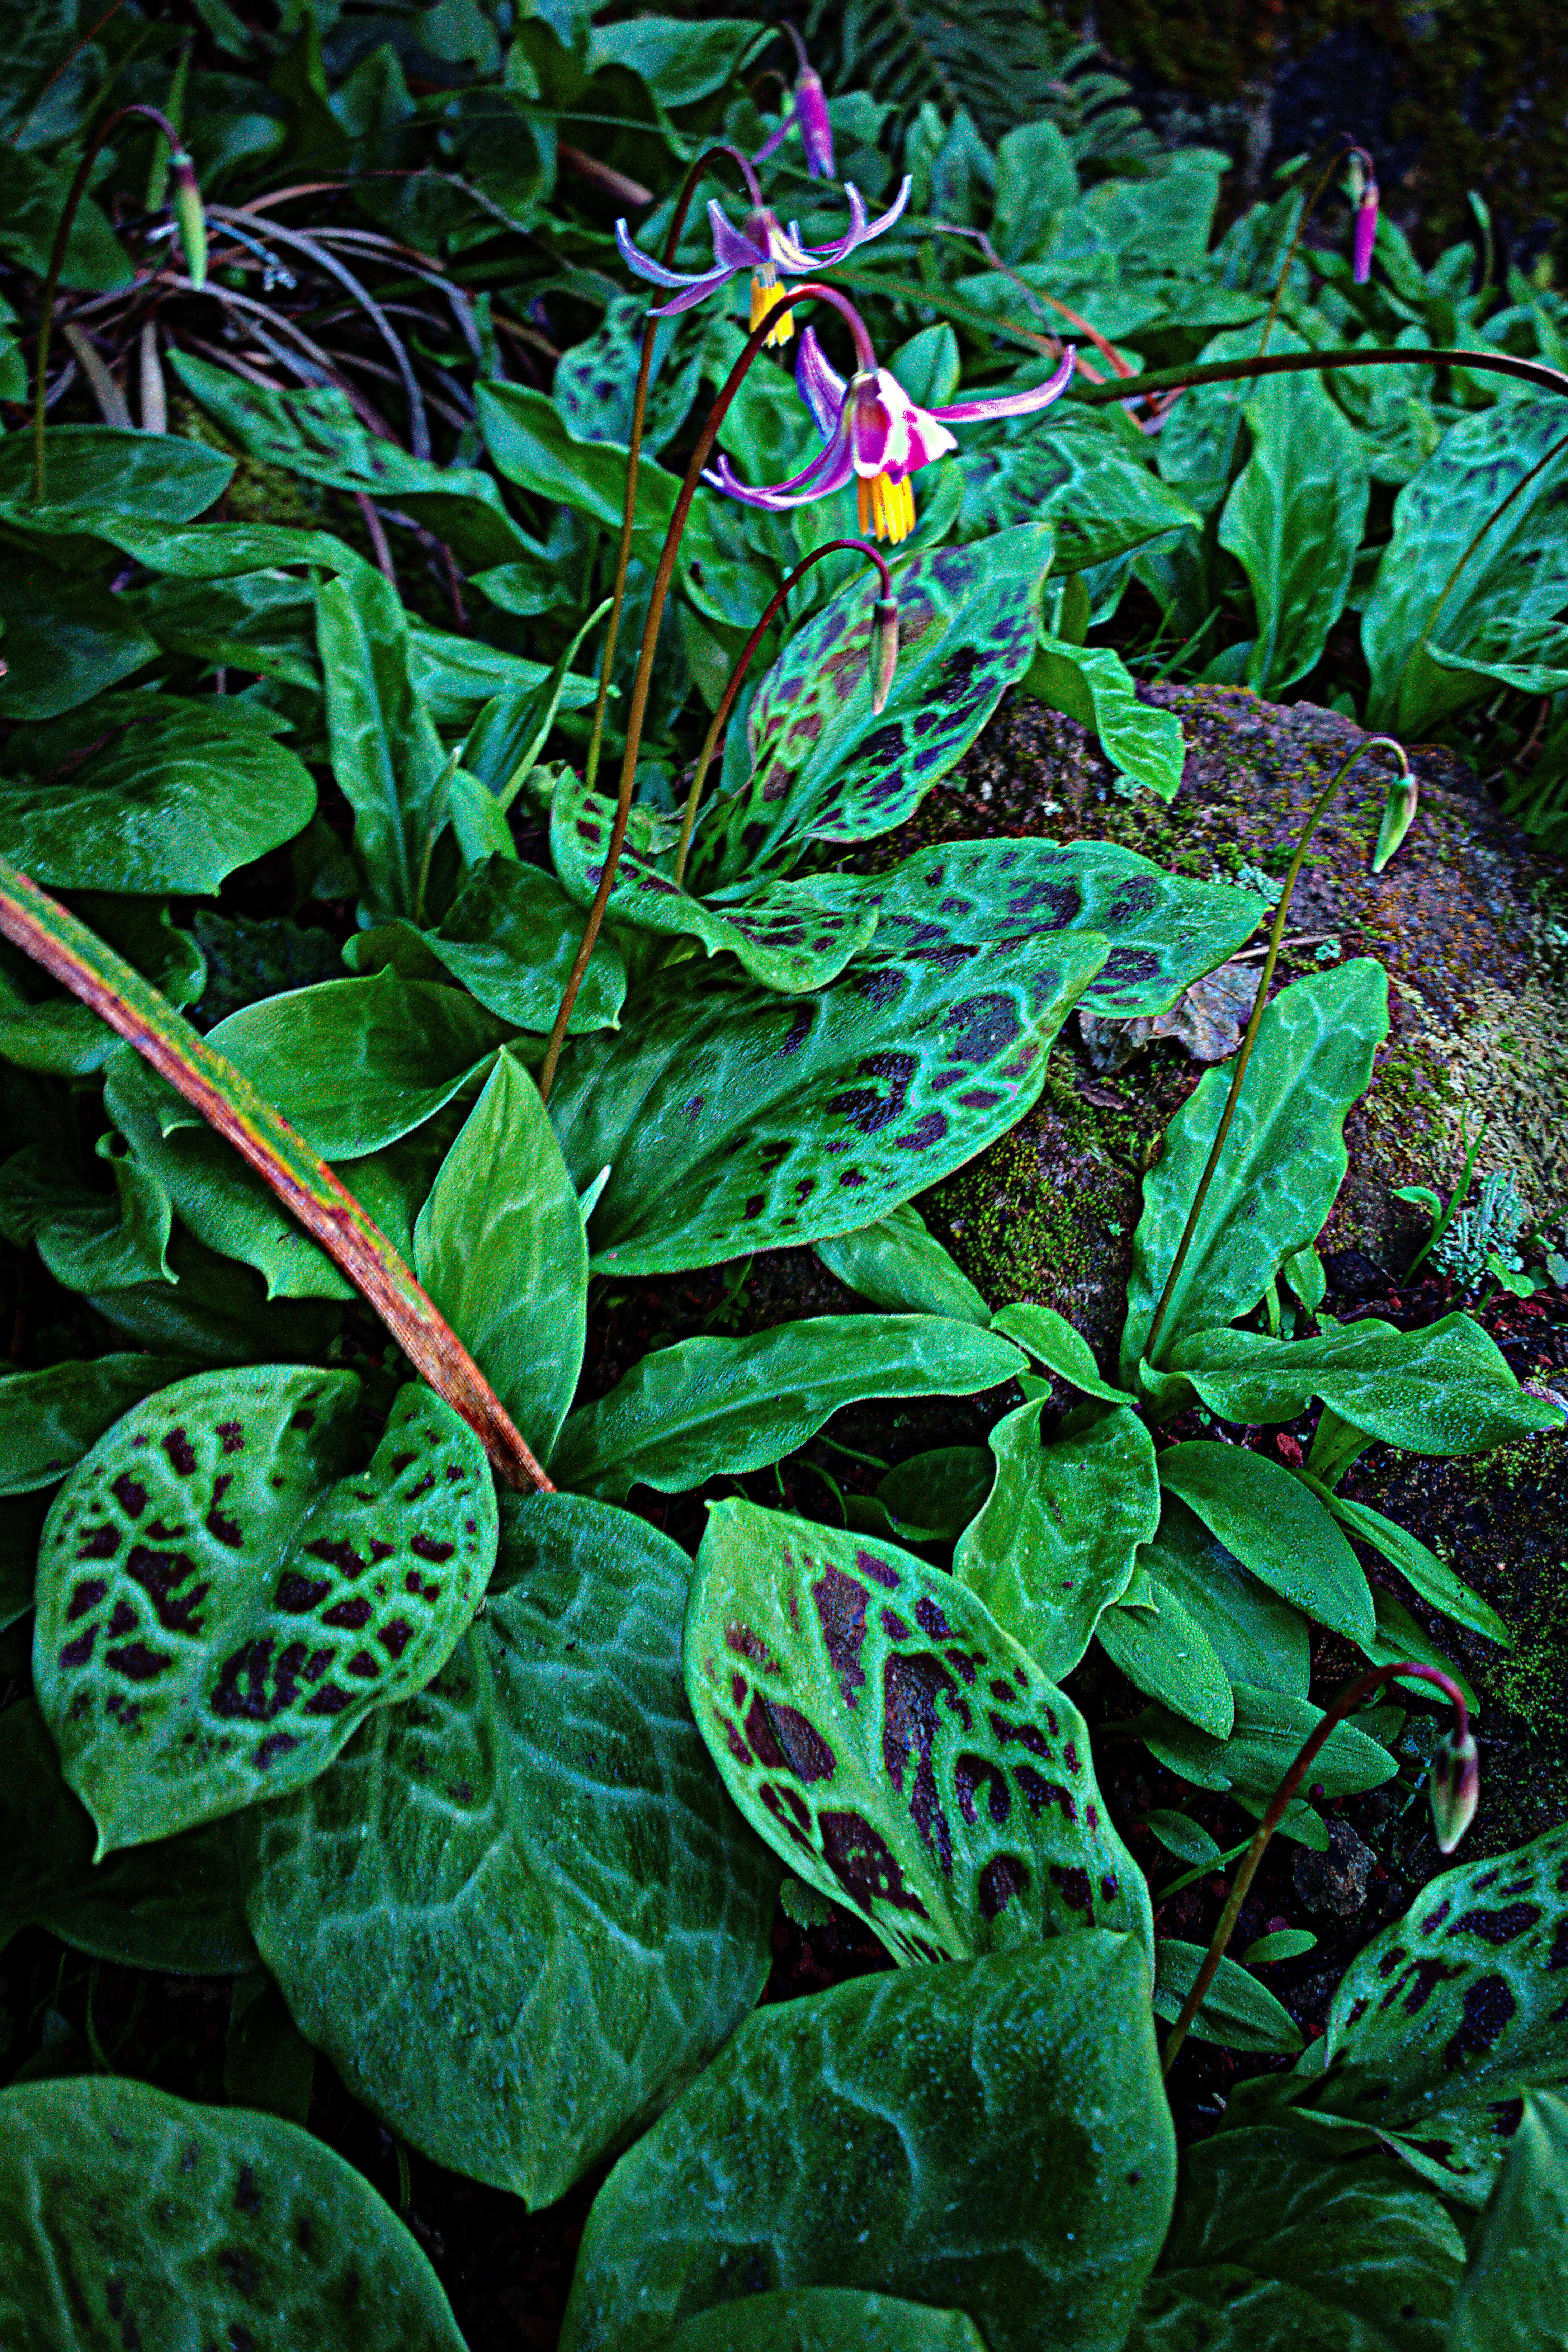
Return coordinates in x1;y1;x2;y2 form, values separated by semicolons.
648;270;733;317
710;201;769;273
933;344;1077;423
615;216;714;293
704;428;856;510
765;217;819;275
794;327;848;441
810;176;913;266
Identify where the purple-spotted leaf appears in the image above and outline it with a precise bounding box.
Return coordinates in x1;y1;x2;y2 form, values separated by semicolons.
684;1501;1152;1968
803;837;1266;1019
33;1366;498;1852
549;770;879;992
689;527;1055;887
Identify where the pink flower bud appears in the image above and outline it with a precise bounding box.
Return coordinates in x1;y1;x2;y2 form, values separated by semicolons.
794;66;835;179
871;596;899;713
1430;1726;1479;1853
1347;151;1380;285
170;150;207;292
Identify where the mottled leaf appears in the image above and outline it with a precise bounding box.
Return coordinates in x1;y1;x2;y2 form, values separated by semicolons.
414;1052;586;1462
0;1354;198;1495
316;566;448;924
690;528;1054;886
878;1447;995;1541
1153;1940;1304;2054
0;557;158;719
1125;2127;1463;2351
952;410;1197;570
1123;962;1389;1374
241;1493;777;2207
1218;368;1371;694
653;2289;987;2352
0;426;231;529
34;1366;497;1850
478;378;679;552
0;1697;256;1973
0;2076;466;2350
815;1202;991;1324
550;771;880;992
1158;1440;1376;1647
1022;635;1187;800
685;1502;1152;1966
559;1934;1176;2352
1447;2090;1568;2351
0;696;315;892
552;1317;1022;1500
348;855;627;1034
954;1402;1161;1677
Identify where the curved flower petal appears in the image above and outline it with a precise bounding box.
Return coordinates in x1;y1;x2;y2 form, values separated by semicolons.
708;201;769;273
615;216;715;293
647;269;734;317
932;344;1076;424
809;176;912;267
795;327;848;441
704;425;856;510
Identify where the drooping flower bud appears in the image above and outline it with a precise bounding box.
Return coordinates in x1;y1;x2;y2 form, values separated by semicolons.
793;65;835;179
1371;764;1417;871
870;596;899;714
1430;1724;1480;1853
170;148;207;292
1348;149;1380;285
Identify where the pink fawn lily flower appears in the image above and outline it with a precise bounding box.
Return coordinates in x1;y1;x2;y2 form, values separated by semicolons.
706;326;1077;545
615;178;911;351
1348;147;1380;284
752;26;836;179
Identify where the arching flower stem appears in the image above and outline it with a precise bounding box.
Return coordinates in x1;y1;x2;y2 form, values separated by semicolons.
1142;736;1410;1366
671;537;894;888
581;144;761;801
538;283;879;1100
1161;1662;1472;2077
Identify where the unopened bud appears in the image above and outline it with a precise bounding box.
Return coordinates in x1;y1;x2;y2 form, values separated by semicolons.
1371;766;1417;872
1430;1725;1479;1853
1347;150;1379;285
870;596;899;714
170;150;207;292
794;67;835;180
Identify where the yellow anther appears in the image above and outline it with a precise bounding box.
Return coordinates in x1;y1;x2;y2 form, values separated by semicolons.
749;274;795;348
857;471;915;543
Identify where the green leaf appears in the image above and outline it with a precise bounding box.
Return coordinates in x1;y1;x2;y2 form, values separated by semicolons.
0;2076;466;2349
350;855;627;1034
1153;1939;1305;2053
169;352;537;572
125;566;322;688
406;620;597;736
653;2291;987;2352
804;836;1265;1020
1135;1682;1396;1803
1123;962;1390;1374
0;426;233;534
0;557;159;719
1242;1928;1318;1964
585;14;751;100
1097;1572;1234;1739
1170;1313;1562;1453
0;152;131;289
241;1492;777;2206
1022;635;1187;800
1137;1495;1311;1700
0;696;316;892
1125;2127;1463;2351
1274;1823;1568;2205
548;892;1109;1276
168;973;507;1158
1326;1492;1509;1645
414;1052;586;1463
1447;2091;1568;2351
0;1696;257;1971
877;1447;994;1541
559;1933;1176;2352
690;528;1054;885
1284;1243;1327;1311
1143;1810;1222;1869
953;410;1198;571
1;1132;173;1291
815;1203;990;1324
954;1402;1161;1677
1364;398;1568;734
478;377;679;552
1158;1440;1376;1646
551;1317;1024;1501
550;772;880;992
992;1301;1131;1404
0;1354;200;1495
1217;368;1371;694
0;894;203;1078
34;1366;497;1851
685;1501;1152;1967
316;567;448;924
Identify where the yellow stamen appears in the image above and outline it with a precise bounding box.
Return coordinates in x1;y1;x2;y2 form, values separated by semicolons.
857;470;916;544
749;273;794;348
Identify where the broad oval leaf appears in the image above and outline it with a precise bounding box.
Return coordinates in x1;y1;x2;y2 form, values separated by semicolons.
993;1300;1130;1405
1157;1439;1376;1647
1125;2126;1463;2352
954;1402;1161;1677
1099;1578;1234;1740
815;1203;990;1324
1136;1681;1395;1804
0;1697;256;1973
349;855;628;1034
654;2289;987;2352
685;1501;1152;1966
1024;635;1187;800
1169;1314;1561;1455
414;1052;586;1463
1447;2090;1568;2352
0;426;232;527
0;1353;199;1495
241;1493;778;2209
551;1316;1024;1501
1152;1938;1304;2054
0;2075;466;2351
1327;1493;1508;1646
1217;367;1371;694
559;1933;1176;2352
34;1366;498;1850
1122;962;1389;1375
952;408;1198;570
1137;1494;1312;1700
0;697;316;892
